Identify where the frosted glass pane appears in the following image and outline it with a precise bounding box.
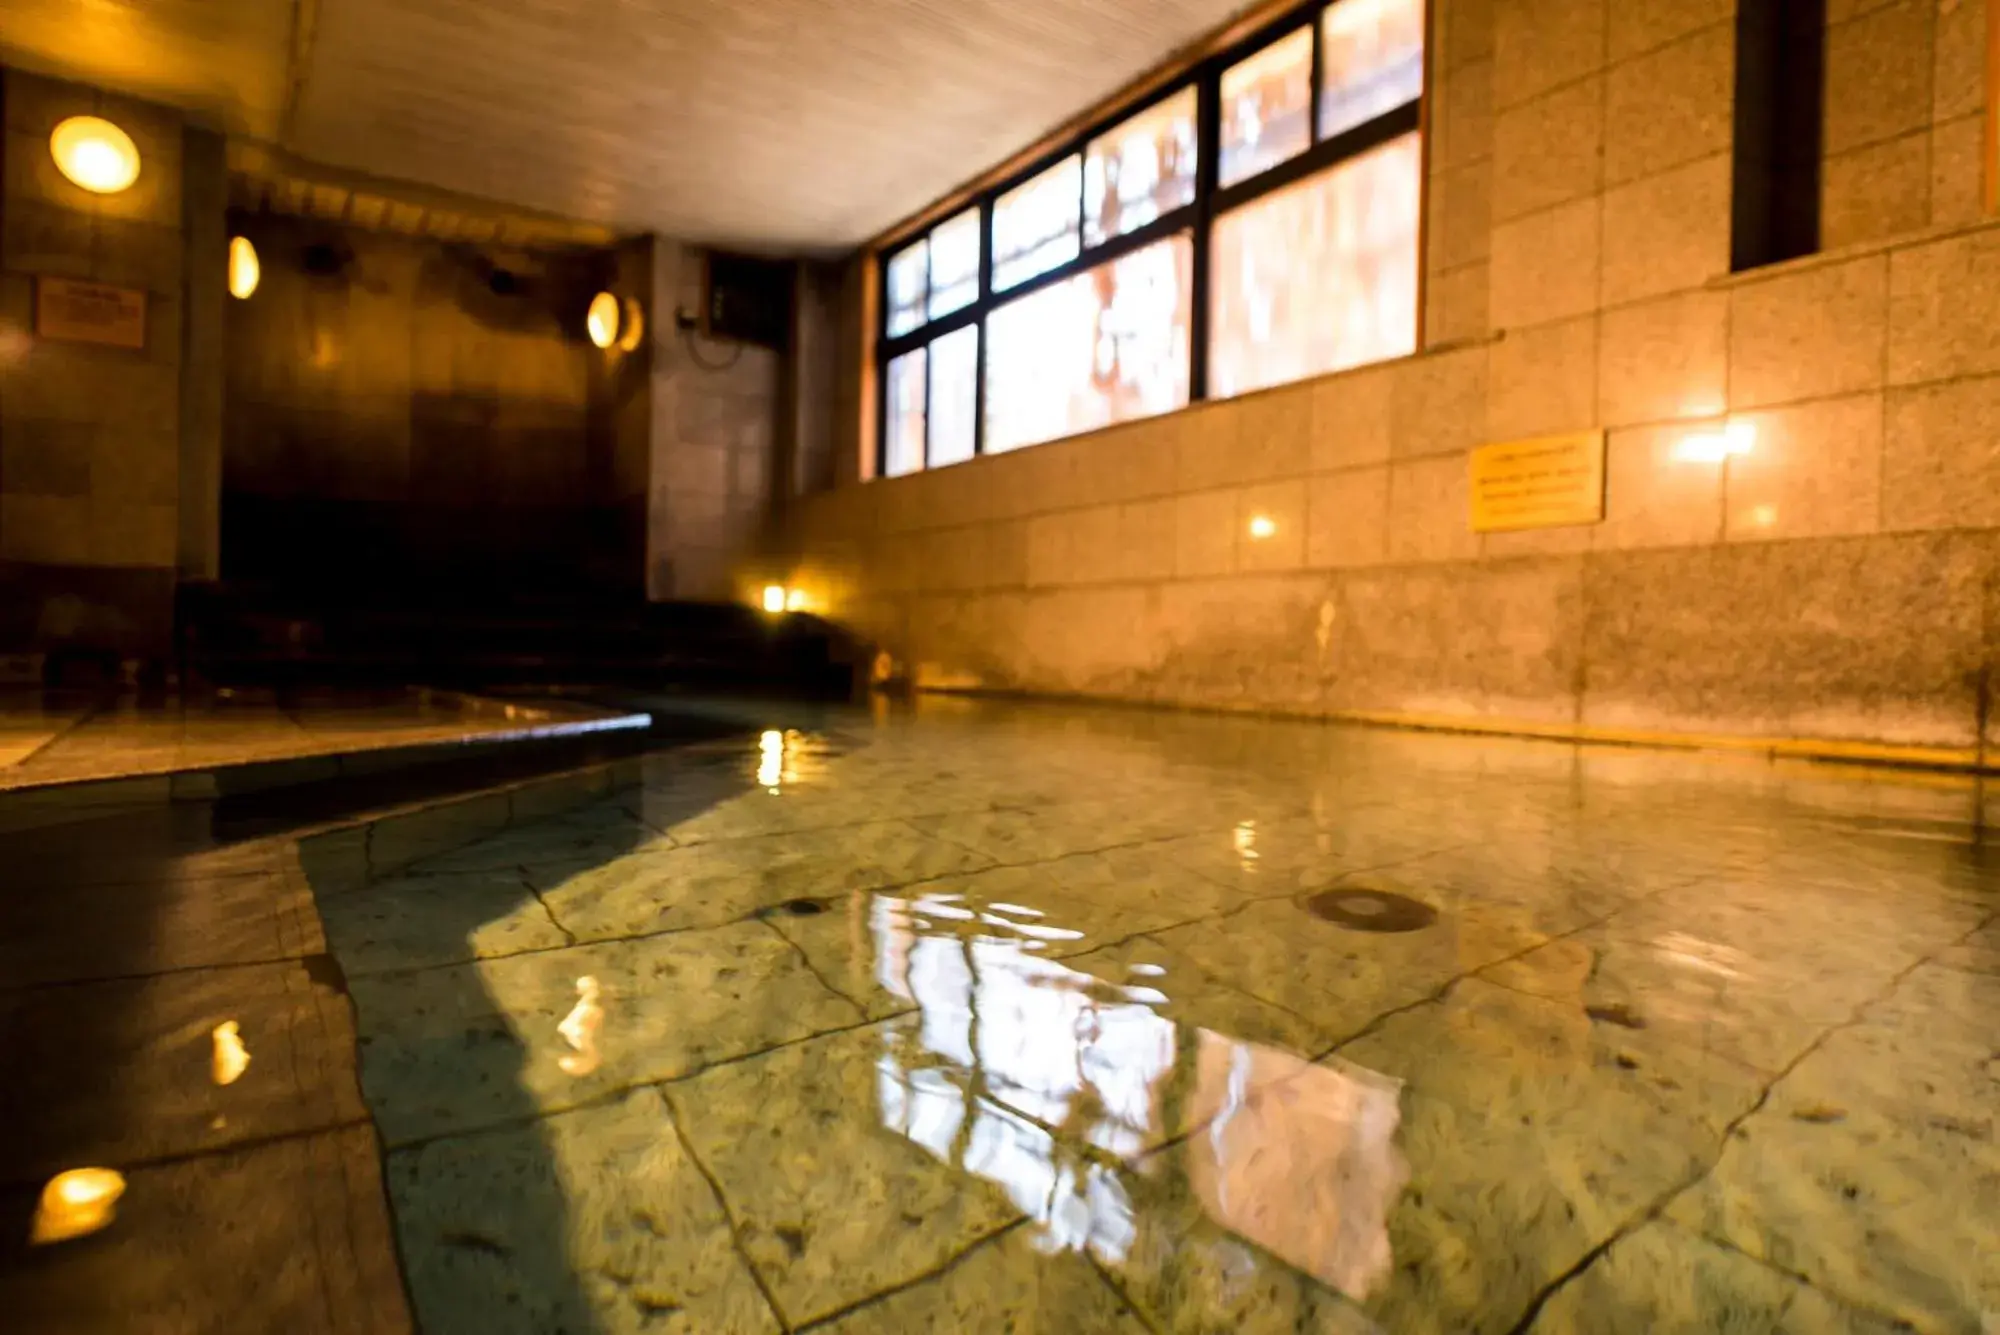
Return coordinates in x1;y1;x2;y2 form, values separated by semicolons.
929;208;980;319
886;241;927;337
984;234;1192;454
885;347;927;477
1209;133;1421;399
1084;87;1199;247
928;325;979;467
992;156;1081;291
1320;0;1426;141
1220;27;1313;188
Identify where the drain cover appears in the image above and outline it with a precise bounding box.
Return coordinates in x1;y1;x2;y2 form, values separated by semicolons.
1304;888;1438;933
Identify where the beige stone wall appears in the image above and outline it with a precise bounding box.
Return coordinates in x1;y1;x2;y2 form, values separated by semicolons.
646;241;782;602
774;0;2000;759
0;70;200;661
1822;0;1988;247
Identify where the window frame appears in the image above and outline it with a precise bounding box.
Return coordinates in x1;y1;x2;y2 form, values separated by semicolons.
875;0;1428;478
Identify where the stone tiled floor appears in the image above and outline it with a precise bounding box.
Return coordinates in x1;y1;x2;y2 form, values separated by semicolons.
302;697;1998;1334
0;687;646;791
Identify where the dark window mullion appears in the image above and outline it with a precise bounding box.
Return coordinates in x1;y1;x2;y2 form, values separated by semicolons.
1307;2;1325;143
1191;68;1220;403
975;196;993;456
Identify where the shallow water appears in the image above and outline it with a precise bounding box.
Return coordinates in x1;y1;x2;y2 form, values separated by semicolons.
314;696;2000;1333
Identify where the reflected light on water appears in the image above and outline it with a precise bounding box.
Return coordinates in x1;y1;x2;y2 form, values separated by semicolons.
30;1168;126;1244
557;976;604;1077
210;1020;251;1086
870;888;1407;1298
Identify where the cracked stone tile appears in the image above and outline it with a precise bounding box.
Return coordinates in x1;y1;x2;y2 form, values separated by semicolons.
1477;875;1983;1076
1665;964;2000;1331
0;1124;410;1335
808;1225;1149;1332
664;1021;1023;1327
1148;896;1550;1039
388;1089;779;1335
407;807;671;876
348;920;864;1145
318;868;569;976
0;960;365;1180
524;820;996;942
1527;1220;1904;1333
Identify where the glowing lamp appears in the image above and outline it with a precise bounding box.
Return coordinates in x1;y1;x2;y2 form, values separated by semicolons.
1247;515;1277;540
586;291;621;348
49;116;140;194
761;585;787;614
616;297;646;352
227;236;260;299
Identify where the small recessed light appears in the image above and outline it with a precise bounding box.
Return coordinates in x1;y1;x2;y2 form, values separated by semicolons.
1248;515;1277;539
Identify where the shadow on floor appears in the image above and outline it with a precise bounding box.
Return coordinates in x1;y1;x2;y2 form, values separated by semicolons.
0;707;757;1334
300;713;770;1335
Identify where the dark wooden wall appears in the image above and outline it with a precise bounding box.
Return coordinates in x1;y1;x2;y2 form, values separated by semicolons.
221;213;647;603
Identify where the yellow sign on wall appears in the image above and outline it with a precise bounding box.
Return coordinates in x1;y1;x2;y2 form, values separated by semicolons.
33;277;147;350
1468;430;1606;533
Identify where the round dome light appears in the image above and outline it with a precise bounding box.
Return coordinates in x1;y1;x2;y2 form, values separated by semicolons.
586;291;621;349
49;116;140;194
227;236;261;299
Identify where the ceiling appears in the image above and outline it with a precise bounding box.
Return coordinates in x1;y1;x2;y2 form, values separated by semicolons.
0;0;1259;252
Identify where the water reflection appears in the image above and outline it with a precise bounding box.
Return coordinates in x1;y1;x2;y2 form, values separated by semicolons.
870;888;1408;1301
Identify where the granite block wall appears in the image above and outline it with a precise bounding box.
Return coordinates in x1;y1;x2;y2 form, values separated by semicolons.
773;0;2000;760
0;69;211;665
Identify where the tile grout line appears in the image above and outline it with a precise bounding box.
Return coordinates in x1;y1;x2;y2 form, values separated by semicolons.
788;1218;1029;1332
1498;921;1973;1335
653;1085;796;1334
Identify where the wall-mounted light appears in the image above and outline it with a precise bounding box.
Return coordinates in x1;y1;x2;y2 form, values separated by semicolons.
586;290;621;349
761;584;787;614
616;297;645;352
1673;421;1755;464
227;236;260;299
49;116;140;194
1247;514;1278;540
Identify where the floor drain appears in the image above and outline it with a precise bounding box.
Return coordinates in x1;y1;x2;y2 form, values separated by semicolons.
780;898;827;917
1304;888;1438;933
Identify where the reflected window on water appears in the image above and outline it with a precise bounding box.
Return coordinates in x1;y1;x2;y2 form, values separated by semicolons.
884;347;926;476
928;208;980;319
1320;0;1426;141
985;233;1192;454
886;240;928;337
1208;133;1421;398
1084;87;1199;247
993;156;1082;291
927;324;979;467
1220;26;1313;188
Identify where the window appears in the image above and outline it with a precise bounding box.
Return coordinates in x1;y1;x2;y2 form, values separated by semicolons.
884;348;926;478
928;325;980;466
1085;88;1199;247
986;235;1193;453
1210;133;1421;397
875;0;1426;477
994;157;1082;291
1221;27;1314;188
1318;0;1426;142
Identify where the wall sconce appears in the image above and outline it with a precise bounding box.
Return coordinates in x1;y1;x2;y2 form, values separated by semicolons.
49;116;141;194
761;584;787;614
586;291;621;349
1247;514;1278;540
1674;421;1755;464
227;236;260;299
616;297;645;352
